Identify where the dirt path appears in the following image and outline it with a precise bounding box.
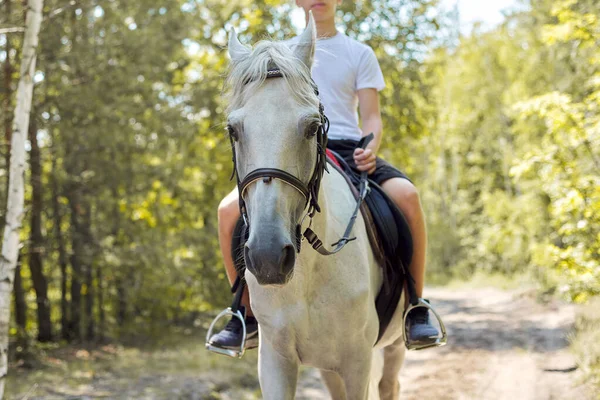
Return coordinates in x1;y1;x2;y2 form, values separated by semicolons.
295;286;591;400
8;286;592;399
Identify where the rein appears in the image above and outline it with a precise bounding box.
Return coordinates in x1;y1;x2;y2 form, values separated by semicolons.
229;68;370;256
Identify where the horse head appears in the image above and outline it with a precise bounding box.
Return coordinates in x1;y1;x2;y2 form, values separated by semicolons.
226;14;324;286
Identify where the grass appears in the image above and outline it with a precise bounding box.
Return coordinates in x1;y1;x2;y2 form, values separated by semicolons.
570;297;600;397
7;328;261;400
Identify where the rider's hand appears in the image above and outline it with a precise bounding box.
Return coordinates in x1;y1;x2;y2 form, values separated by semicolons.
353;148;377;175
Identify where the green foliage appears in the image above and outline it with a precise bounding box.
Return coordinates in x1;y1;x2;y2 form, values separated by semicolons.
3;0;444;342
419;0;599;302
3;0;598;353
512;0;600;302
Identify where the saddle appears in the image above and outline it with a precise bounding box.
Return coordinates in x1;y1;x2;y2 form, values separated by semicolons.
325;150;413;343
231;151;414;344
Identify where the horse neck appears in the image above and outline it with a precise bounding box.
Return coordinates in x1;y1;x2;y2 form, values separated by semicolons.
297;166;354;267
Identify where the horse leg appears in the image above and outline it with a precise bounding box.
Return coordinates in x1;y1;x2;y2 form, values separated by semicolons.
368;349;384;400
339;348;372;400
320;369;347;400
378;336;406;400
258;338;298;400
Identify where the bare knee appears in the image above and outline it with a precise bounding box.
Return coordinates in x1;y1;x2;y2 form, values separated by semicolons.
398;181;420;207
381;179;421;211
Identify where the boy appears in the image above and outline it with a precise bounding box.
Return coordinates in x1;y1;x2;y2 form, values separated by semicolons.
209;0;439;351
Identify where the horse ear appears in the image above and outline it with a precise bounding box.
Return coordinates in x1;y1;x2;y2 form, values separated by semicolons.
293;11;316;69
228;28;251;62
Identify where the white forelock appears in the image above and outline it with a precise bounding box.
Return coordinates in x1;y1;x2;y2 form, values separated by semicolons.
225;40;319;112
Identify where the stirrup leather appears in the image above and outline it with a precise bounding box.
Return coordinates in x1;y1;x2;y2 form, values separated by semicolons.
205;307;247;358
403;299;447;351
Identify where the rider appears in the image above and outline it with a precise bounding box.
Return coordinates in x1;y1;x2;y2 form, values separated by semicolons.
209;0;439;350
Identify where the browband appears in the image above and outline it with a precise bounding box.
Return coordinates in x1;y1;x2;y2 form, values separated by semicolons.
239;168;310;203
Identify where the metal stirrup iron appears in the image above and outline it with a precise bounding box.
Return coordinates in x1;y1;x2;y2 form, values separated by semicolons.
402;273;447;350
205;277;248;358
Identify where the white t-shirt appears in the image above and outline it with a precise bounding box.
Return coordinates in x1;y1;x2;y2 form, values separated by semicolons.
287;32;386;141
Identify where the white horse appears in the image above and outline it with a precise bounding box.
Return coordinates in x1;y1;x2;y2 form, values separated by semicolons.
225;15;407;400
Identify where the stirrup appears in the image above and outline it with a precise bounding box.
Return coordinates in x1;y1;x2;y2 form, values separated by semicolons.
403;299;447;351
205;307;247;358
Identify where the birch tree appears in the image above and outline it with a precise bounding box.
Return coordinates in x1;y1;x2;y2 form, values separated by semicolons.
0;0;44;397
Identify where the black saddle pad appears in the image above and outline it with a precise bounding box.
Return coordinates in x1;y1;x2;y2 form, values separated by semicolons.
327;151;413;343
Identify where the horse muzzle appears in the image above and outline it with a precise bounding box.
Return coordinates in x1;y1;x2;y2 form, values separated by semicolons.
244;233;296;286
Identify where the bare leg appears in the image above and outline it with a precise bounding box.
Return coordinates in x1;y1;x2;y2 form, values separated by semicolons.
380;178;427;298
217;187;253;316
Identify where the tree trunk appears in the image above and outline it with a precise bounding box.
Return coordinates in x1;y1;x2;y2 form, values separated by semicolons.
97;265;105;342
0;0;44;395
116;278;127;326
84;264;94;341
28;115;52;342
4;0;29;339
14;262;27;333
83;204;94;341
3;0;13;184
111;185;127;326
67;190;96;342
50;152;69;340
67;185;83;342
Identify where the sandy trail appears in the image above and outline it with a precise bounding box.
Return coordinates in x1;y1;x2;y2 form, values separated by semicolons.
8;286;592;399
295;286;591;400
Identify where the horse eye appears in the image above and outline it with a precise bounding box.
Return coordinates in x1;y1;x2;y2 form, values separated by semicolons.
226;124;238;141
306;121;321;138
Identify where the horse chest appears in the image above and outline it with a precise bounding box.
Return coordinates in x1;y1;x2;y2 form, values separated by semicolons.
250;281;372;368
258;304;346;367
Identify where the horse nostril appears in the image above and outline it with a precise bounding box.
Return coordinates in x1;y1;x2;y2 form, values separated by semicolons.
280;244;296;273
244;239;295;285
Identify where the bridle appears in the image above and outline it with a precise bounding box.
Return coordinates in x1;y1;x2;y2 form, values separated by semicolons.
228;68;368;255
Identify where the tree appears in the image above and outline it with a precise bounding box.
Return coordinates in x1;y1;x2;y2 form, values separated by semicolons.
27;113;53;342
2;0;447;347
0;0;44;396
511;0;600;300
2;0;29;343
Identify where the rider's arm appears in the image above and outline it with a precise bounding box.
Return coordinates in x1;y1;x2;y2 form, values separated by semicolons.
353;45;385;174
358;87;383;154
354;88;383;174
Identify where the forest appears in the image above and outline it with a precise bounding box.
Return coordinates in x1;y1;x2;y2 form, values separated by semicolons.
1;0;599;397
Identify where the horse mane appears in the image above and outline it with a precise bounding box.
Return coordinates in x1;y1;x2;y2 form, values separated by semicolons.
225;40;319;111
